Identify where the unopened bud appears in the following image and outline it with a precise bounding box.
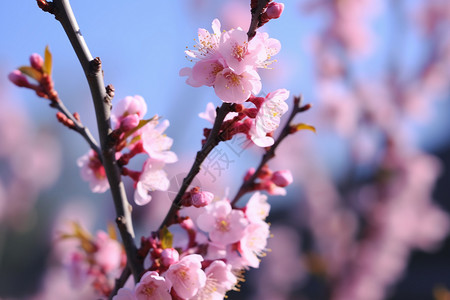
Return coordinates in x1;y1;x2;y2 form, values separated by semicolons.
244;168;256;181
271;170;293;187
121;114;140;132
8;70;30;87
161;248;179;266
191;191;214;208
266;2;284;19
30;53;44;71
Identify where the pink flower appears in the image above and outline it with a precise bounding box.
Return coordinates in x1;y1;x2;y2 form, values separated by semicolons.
265;2;285;19
196;200;248;245
112;95;147;128
239;221;270;268
250;89;289;147
77;150;109;193
271;170;293;187
191;260;237;300
30;53;44;71
141;119;178;164
135;271;171;300
218;28;265;74
214;68;262;103
93;231;123;272
8;70;31;88
134;159;170;205
191;190;214;208
112;288;135;300
185;19;222;60
245;192;270;224
165;254;206;299
160;248;180;267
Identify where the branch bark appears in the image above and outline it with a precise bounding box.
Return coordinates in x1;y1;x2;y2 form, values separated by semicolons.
46;0;143;281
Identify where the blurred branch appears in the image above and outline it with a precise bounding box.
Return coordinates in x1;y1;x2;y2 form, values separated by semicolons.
39;0;143;282
231;96;311;206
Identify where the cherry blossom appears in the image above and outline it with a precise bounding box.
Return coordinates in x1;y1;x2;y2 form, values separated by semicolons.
135;271;171;300
77;150;109;193
245;192;270;224
165;254;206;299
134;159;170;206
196;200;249;245
141;119;178;164
191;260;237;300
250;89;289;147
239;221;270;268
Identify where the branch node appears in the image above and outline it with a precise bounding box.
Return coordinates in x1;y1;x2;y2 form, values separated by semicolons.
89;57;102;75
36;0;55;14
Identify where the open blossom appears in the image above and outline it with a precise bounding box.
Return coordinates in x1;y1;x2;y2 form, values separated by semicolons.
141;119;178;164
196;200;248;245
191;260;237;300
239;221;270;268
135;271;171;300
93;231;124;273
245;192;270;224
250;89;289;147
77;150;109;193
180;19;281;103
165;254;206;299
134;159;170;206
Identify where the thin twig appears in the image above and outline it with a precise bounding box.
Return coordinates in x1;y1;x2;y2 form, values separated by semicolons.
45;0;143;281
231;96;308;206
52;100;102;159
158;103;233;230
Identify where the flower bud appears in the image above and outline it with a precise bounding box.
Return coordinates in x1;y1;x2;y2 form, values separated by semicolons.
191;191;214;208
161;248;179;266
266;2;284;19
271;170;293;187
8;70;30;87
121;114;140;131
30;53;44;71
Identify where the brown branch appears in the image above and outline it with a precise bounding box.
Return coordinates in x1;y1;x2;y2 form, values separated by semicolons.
231;96;310;206
158;103;233;230
247;0;271;40
43;0;143;281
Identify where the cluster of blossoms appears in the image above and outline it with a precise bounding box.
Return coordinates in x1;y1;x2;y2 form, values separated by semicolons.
199;88;290;147
114;188;293;299
180;18;281;104
60;223;126;297
78;95;177;205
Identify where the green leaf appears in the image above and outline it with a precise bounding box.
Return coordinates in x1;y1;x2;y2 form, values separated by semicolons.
43;45;52;75
18;66;42;81
160;226;173;249
123;116;157;140
294;123;316;133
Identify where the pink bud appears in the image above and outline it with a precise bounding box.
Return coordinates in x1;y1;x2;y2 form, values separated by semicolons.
8;70;30;87
266;2;284;19
121;114;140;131
271;170;293;187
30;53;44;71
191;191;214;208
244;168;256;181
161;248;179;266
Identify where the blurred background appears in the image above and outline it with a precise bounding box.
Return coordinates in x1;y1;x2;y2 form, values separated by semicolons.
1;0;450;299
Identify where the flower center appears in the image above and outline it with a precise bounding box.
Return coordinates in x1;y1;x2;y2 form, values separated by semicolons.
217;218;230;232
232;43;247;61
225;72;242;88
143;283;156;296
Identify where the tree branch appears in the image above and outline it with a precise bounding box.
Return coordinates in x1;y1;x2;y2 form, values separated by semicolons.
46;0;143;281
158;103;233;230
247;0;271;40
52;99;101;159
